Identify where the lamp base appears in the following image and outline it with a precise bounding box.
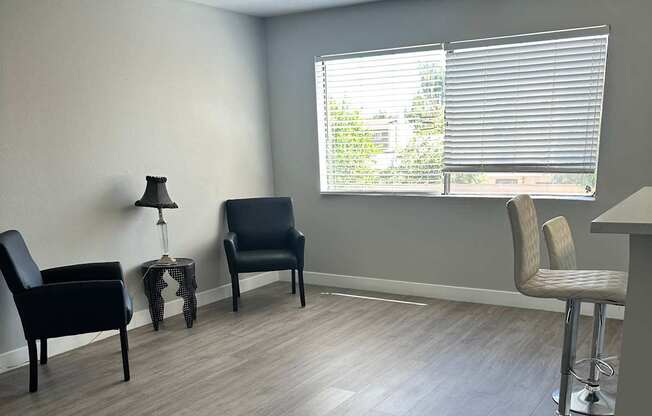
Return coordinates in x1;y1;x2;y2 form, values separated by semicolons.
158;254;176;264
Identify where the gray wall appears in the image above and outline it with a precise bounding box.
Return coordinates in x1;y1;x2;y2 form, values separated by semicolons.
0;0;273;354
265;0;652;288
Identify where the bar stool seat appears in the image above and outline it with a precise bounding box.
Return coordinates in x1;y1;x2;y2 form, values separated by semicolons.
520;269;626;305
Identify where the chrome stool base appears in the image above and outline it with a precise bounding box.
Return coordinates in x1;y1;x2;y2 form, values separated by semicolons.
553;386;616;416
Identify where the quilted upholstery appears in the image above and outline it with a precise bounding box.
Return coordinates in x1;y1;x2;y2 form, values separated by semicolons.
507;195;627;304
542;216;577;270
506;194;540;289
521;269;626;305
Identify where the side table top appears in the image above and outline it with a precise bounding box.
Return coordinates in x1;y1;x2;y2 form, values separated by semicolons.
142;258;195;269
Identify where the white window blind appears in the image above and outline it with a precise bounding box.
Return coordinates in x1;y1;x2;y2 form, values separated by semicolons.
443;30;609;173
315;46;446;193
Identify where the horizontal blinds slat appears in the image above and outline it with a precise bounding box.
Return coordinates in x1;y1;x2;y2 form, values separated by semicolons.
445;143;598;150
446;101;602;111
453;38;606;62
446;91;603;104
319;64;444;77
446;141;599;148
326;166;442;171
445;66;603;82
443;34;607;174
443;146;598;151
446;121;600;130
446;79;603;93
443;165;596;173
319;44;442;61
446;60;603;77
445;70;604;85
322;93;442;102
446;59;604;76
326;173;442;178
446;143;598;150
320;52;442;67
447;132;600;139
445;108;600;118
447;47;606;66
447;77;602;91
324;78;442;89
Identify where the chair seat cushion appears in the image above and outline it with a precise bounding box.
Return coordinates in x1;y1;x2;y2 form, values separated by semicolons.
235;249;297;273
521;269;627;305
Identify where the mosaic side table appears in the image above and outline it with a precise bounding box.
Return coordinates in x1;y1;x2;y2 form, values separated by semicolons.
141;258;197;330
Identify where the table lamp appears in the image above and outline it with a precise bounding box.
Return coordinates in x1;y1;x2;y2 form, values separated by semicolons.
135;176;178;264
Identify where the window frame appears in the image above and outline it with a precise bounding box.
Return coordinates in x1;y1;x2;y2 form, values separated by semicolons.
314;25;609;200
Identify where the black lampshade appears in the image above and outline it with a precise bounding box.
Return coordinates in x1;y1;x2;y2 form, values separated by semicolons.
135;176;178;209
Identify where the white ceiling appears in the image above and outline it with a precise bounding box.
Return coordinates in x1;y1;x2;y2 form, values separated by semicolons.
185;0;383;17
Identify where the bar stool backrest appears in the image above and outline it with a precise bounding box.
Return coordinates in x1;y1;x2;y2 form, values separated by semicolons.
542;216;577;270
506;194;540;291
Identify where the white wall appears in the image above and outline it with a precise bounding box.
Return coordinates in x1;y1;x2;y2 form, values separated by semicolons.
0;0;274;354
265;0;652;289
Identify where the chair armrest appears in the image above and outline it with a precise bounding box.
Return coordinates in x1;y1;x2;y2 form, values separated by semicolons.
223;232;239;274
41;262;123;285
288;228;305;269
14;280;130;339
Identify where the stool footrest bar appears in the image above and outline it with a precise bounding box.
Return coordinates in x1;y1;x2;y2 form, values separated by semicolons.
571;358;615;385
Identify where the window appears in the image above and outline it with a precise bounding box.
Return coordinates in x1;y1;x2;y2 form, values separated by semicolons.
315;26;609;197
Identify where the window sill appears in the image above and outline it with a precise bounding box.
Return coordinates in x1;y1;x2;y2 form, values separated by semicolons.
320;191;596;202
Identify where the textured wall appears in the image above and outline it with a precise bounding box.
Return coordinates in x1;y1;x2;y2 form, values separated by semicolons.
265;0;652;288
0;0;274;354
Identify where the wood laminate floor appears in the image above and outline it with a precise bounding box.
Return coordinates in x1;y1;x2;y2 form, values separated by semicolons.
0;282;622;416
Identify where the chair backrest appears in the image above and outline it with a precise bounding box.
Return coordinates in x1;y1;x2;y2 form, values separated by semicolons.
0;230;43;293
225;197;295;250
542;216;577;270
506;195;540;290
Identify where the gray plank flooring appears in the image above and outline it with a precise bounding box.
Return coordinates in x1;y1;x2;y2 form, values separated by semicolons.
0;282;622;416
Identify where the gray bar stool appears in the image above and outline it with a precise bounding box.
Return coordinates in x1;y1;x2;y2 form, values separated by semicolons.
506;195;627;416
543;216;625;415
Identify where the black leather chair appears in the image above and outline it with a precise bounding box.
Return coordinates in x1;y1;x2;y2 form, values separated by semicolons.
0;230;133;392
224;197;305;311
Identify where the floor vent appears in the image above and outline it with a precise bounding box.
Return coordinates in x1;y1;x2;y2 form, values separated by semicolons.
320;292;427;306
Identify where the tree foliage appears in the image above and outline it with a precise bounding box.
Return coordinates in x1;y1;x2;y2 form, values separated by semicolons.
404;63;445;137
327;100;382;186
388;63;446;185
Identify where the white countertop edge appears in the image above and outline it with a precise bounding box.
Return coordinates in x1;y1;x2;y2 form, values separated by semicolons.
592;187;652;235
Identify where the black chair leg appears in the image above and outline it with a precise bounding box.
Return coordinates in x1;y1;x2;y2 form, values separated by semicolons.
231;273;239;312
298;269;306;307
124;329;129;351
120;327;130;382
40;338;47;365
291;269;296;294
236;275;241;298
27;339;38;392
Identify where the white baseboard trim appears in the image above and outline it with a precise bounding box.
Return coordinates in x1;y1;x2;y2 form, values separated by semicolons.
0;271;279;374
280;271;625;320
